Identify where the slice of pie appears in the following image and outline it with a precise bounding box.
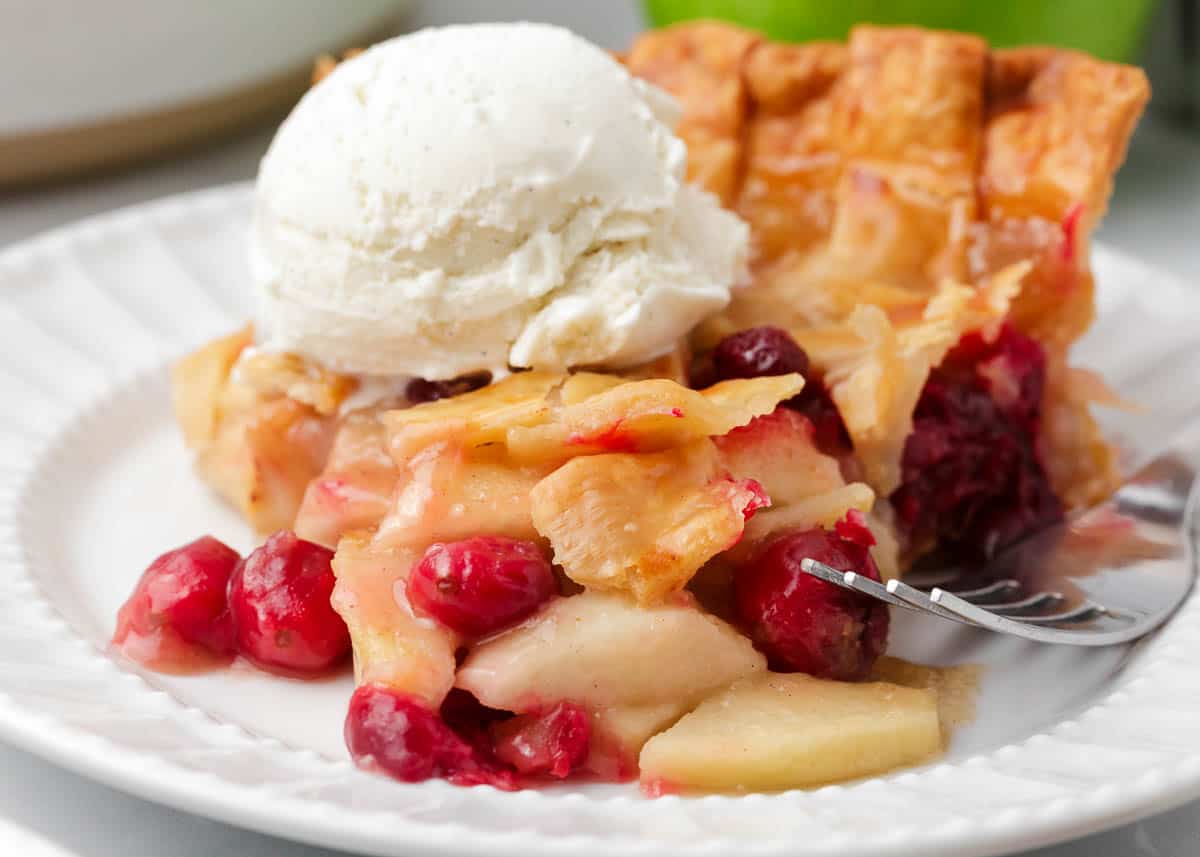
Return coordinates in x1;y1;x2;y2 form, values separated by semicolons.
132;23;1147;793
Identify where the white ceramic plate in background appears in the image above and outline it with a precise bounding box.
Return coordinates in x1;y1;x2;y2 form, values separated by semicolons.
0;185;1198;857
0;0;410;136
0;0;410;185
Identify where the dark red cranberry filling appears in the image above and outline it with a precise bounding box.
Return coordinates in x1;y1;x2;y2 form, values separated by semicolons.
733;513;889;680
708;326;850;452
891;323;1063;562
407;536;557;637
406;371;493;404
228;530;351;675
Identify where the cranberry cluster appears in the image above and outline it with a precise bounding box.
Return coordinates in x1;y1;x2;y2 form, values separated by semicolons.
345;687;590;789
343;536;588;787
891;323;1063;562
113;531;350;675
115;530;582;785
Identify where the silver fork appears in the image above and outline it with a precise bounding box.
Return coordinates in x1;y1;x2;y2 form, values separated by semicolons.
801;423;1200;646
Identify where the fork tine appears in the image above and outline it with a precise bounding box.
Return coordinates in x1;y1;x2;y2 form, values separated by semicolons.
931;590;1111;634
946;579;1021;603
983;592;1066;616
886;579;985;626
1017;603;1110;625
799;560;915;610
899;568;963;589
844;572;914;610
926;588;1157;646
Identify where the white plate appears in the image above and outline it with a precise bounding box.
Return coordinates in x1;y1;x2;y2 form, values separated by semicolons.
0;1;408;136
1;184;1199;857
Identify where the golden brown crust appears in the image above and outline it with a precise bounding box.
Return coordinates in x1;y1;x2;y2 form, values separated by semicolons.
983;47;1149;221
743;41;845;113
819;27;987;288
624;23;1147;321
978;49;1149;347
625;22;761;205
738;43;842;263
834;27;986;178
625;21;1147;510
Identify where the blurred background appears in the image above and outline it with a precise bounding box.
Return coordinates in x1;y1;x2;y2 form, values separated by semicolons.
0;0;1196;281
0;3;1196;857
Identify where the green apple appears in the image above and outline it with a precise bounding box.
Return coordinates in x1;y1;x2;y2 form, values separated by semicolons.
643;0;1157;62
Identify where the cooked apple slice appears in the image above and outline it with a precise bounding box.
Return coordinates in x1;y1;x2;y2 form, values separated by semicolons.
235;348;357;415
714;406;885;568
587;703;689;780
371;438;468;548
714;407;844;506
194;396;335;534
870;656;981;739
429;451;550;544
740;483;876;546
371;437;550;550
170;325;252;448
639;672;940;792
297;392;552;551
456;591;765;713
507;375;803;461
294;410;398;548
558;372;626;405
382;371;564;457
171;327;339;534
529;441;763;603
331;533;457;706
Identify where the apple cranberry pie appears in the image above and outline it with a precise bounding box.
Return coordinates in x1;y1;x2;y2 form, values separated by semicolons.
115;23;1147;794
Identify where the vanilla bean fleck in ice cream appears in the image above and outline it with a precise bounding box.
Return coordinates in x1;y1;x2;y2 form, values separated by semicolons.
250;22;748;380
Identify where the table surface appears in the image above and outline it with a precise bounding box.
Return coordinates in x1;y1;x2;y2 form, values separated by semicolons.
0;2;1197;856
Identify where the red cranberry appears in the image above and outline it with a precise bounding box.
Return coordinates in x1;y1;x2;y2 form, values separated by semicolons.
711;326;849;452
491;702;591;779
712;326;810;381
345;685;516;789
228;531;350;675
734;515;889;680
407;537;557;637
406;371;492;404
891;324;1061;562
113;536;240;670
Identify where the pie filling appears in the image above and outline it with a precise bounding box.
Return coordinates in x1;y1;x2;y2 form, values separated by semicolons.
113;22;1148;793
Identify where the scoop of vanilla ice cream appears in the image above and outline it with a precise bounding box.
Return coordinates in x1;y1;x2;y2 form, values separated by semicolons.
250;22;748;379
